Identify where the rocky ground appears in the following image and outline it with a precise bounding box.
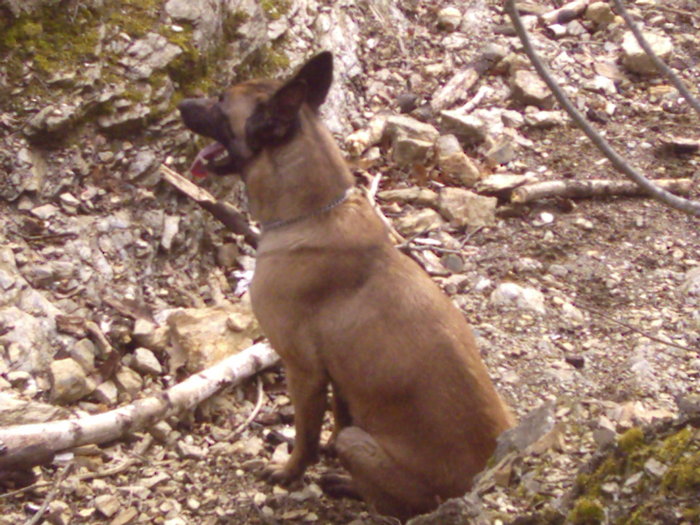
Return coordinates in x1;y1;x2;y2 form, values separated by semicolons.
0;0;699;524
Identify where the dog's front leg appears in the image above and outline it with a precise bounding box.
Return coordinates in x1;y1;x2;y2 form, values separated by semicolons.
263;366;328;485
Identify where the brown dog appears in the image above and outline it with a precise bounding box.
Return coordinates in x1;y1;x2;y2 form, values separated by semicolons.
179;52;514;520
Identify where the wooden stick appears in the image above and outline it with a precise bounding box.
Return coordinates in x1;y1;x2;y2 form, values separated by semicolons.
159;164;259;248
511;178;693;204
0;343;279;469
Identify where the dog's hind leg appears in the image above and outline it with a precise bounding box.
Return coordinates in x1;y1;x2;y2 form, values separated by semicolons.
333;426;439;520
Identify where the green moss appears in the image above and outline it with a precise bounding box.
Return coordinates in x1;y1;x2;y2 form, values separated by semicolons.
618;427;644;454
568;497;605;524
222;10;250;41
569;424;700;524
260;0;291;20
107;0;160;38
0;6;101;78
235;44;290;81
660;427;700;492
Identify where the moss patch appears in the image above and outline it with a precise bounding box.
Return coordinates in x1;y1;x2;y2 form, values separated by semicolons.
260;0;291;20
569;423;700;524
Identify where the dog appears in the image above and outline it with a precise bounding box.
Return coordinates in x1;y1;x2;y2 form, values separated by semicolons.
178;52;514;521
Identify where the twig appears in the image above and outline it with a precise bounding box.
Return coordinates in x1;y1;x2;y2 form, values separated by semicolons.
505;0;700;217
367;172;382;204
612;0;700;116
229;377;265;439
23;463;73;525
571;301;693;353
159;164;259;248
76;434;154;482
454;85;491;114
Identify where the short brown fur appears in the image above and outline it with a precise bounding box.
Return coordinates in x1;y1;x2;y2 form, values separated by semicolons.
179;53;514;521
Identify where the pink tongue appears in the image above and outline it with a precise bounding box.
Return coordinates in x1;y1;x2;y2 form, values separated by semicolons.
189;143;226;178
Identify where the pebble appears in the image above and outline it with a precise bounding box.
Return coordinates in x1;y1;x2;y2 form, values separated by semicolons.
131;347;163;375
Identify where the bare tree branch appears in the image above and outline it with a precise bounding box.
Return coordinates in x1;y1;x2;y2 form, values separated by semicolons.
505;0;700;217
612;0;700;116
0;343;279;469
512;178;693;204
160;164;259;248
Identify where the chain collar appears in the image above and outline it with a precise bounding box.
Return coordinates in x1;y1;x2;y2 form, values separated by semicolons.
261;188;352;233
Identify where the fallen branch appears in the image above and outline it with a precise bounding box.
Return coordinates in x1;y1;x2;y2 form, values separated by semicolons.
159;164;259;248
505;0;700;217
0;343;279;469
512;178;693;204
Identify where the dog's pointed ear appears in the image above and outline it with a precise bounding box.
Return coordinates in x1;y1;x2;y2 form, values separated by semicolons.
269;79;308;122
288;51;333;111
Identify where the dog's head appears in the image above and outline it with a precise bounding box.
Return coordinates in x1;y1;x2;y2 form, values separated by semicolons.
179;52;333;178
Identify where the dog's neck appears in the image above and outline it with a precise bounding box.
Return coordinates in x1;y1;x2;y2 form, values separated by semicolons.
244;108;354;228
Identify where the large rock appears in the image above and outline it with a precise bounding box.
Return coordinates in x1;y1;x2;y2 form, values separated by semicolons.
0;307;58;373
384;115;440;144
439;111;487;146
0;392;69;426
437;187;496;227
120;33;183;80
167;302;262;373
621;31;672;75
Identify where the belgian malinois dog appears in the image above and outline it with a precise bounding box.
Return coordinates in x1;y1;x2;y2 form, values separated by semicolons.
178;52;514;521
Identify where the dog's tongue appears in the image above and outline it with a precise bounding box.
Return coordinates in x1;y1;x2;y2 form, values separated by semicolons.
189;142;226;178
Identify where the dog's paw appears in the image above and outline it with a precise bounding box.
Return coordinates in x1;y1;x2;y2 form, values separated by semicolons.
260;464;303;488
319;471;361;500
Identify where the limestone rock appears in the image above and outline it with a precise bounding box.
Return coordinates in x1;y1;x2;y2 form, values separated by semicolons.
437;187;496;227
439;111;487;146
131;347;163;375
167;302;262;373
378;187;439;208
120;32;183;80
430;68;479;112
94;494;120;518
392;137;433;166
115;366;144;396
489;282;546;314
435;134;480;186
70;338;96;373
50;358;94;403
92;380;119;405
586;2;616;26
0;392;69;426
510;70;554;109
383;115;440;144
0;306;57;373
395;208;446;236
621;31;672;75
437;7;462;32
